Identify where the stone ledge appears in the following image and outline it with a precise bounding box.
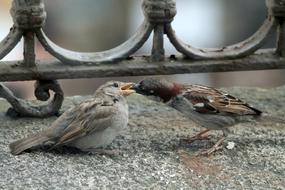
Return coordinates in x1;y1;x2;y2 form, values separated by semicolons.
0;86;284;189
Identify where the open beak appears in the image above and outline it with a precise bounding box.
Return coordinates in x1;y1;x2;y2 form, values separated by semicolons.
120;83;136;96
129;83;145;95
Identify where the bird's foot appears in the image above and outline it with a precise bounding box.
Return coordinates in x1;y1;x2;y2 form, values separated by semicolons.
85;148;121;156
197;137;225;156
181;129;211;144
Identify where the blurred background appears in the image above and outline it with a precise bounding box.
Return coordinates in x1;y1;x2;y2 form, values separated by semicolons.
1;0;285;99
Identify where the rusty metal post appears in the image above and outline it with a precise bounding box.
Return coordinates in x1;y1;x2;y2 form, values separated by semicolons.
151;25;165;62
23;32;36;67
142;0;176;61
10;0;46;67
267;0;285;56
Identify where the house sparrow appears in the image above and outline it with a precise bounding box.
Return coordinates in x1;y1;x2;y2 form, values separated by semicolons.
10;81;135;155
131;78;262;155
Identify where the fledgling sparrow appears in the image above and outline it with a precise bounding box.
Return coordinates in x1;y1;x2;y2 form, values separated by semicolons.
131;78;262;155
9;81;135;155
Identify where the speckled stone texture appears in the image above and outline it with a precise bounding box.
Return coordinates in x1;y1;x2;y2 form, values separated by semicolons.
0;86;285;189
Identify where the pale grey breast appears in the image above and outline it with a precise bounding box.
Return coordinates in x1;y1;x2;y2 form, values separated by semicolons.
71;100;129;150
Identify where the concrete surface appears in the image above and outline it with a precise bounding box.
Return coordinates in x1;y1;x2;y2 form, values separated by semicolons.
0;86;285;189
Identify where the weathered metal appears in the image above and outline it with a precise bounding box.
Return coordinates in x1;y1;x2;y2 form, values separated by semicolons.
0;27;22;59
0;50;283;81
166;17;276;59
267;0;285;56
10;0;46;29
35;21;153;64
1;80;63;117
0;0;284;117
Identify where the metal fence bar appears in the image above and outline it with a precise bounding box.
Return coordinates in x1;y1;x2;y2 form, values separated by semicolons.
166;17;276;59
0;0;284;117
0;49;283;82
267;0;285;56
0;27;22;59
23;31;36;67
35;21;153;64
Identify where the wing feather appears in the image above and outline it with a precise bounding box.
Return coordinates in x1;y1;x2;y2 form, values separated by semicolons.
52;98;117;147
182;85;262;115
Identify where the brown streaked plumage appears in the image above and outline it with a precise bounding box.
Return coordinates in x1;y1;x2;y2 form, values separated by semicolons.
132;78;262;155
9;81;135;155
181;84;262;115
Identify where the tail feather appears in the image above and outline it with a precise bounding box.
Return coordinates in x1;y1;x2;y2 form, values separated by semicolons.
249;106;262;116
258;113;285;124
9;133;51;155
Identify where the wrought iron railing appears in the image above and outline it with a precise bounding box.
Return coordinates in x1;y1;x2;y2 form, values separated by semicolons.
0;0;285;117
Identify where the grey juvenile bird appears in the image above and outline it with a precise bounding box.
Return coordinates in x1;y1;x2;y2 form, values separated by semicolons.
131;78;262;155
10;81;135;155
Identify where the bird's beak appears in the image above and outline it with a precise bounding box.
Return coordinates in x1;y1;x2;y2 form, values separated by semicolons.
120;83;136;96
129;83;144;94
130;83;139;91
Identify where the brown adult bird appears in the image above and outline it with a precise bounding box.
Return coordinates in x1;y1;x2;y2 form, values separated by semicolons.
131;78;262;155
10;81;135;155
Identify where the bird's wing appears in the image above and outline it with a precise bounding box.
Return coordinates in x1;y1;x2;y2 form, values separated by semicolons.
52;98;118;146
182;84;262;115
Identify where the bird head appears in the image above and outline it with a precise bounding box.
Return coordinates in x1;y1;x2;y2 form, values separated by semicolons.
131;78;183;102
96;81;135;97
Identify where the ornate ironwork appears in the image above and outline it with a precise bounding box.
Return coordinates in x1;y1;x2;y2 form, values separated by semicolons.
0;0;285;117
2;80;63;117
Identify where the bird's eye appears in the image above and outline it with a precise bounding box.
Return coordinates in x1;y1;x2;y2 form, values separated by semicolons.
113;82;119;88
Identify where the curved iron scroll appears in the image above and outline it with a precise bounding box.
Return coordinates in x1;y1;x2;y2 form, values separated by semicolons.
166;16;276;59
36;21;154;64
0;81;63;117
0;27;22;59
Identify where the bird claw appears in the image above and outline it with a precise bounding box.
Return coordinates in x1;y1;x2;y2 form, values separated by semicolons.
181;131;212;144
196;137;225;156
85;148;121;156
192;134;211;142
197;145;223;156
180;136;209;144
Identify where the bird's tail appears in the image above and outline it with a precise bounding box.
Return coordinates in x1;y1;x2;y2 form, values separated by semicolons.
9;133;51;155
251;113;285;124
